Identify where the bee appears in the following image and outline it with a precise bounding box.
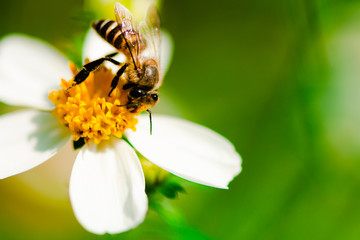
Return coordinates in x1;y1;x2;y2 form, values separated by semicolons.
69;3;162;112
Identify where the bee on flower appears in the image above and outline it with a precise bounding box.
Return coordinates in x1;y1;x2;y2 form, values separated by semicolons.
0;3;241;235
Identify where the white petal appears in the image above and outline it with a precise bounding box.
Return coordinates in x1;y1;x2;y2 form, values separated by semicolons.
0;109;70;179
126;115;242;189
69;139;148;235
0;34;72;110
15;140;77;200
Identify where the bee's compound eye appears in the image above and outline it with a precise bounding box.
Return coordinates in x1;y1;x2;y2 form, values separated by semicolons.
130;88;145;98
151;94;158;102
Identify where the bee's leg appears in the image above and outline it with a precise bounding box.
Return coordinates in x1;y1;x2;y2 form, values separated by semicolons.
116;102;139;111
67;56;121;91
108;63;128;97
106;52;118;58
117;102;138;108
123;82;137;90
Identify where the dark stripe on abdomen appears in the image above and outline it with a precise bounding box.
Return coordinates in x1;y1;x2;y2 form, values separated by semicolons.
99;20;114;39
106;26;121;45
92;19;125;51
113;32;125;50
92;19;130;51
92;20;104;33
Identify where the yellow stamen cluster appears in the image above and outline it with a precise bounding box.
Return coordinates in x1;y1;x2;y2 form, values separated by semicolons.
49;62;147;144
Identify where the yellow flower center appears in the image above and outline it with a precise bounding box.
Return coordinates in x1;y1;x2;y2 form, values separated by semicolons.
48;62;147;144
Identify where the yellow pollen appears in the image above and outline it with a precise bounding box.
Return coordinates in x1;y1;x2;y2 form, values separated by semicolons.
49;62;147;144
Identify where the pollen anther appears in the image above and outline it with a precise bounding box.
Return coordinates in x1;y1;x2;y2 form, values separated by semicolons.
49;62;146;144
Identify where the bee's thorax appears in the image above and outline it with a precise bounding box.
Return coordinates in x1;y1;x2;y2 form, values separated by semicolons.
138;64;159;90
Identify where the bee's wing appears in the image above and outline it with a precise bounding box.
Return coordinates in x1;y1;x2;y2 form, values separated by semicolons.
114;2;142;68
139;5;163;87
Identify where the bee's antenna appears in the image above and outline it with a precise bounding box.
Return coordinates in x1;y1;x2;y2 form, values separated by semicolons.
146;109;152;135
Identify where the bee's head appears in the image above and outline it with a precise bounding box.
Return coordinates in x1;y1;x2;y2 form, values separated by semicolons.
128;87;159;107
126;59;160;108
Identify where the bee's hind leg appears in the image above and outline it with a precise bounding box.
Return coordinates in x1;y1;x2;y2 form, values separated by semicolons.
67;53;121;91
108;63;128;97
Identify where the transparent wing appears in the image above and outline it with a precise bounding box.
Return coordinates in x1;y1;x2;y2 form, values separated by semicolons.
139;5;162;85
114;2;142;68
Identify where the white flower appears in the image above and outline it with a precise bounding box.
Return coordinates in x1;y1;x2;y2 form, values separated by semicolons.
0;32;242;234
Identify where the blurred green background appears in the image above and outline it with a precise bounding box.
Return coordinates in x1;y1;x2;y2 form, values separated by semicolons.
1;0;360;239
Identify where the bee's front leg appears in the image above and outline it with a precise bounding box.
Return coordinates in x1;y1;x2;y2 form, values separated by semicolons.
108;63;128;97
67;53;121;91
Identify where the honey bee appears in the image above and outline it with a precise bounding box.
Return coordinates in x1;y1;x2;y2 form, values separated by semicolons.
69;2;162;112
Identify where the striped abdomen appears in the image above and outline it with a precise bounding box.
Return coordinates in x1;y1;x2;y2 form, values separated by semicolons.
92;19;139;52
